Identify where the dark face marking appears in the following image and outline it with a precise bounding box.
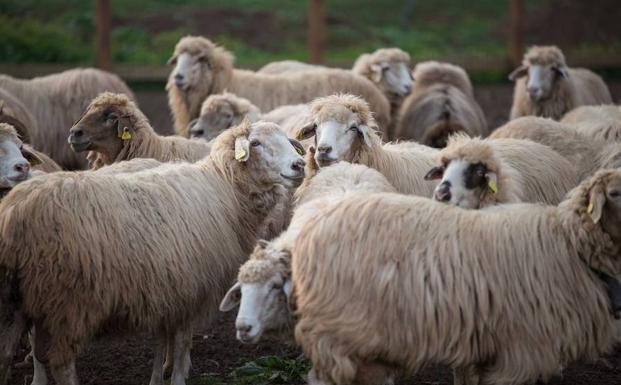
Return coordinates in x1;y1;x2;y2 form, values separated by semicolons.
463;162;487;190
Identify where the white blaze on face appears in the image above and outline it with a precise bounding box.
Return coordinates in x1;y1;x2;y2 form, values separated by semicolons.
0;138;30;188
172;52;194;90
526;65;551;101
314;120;356;166
385;62;413;96
435;159;472;208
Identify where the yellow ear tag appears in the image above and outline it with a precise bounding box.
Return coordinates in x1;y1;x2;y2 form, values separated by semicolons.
587;202;594;214
295;130;305;141
28;158;41;166
294;146;304;156
488;180;498;194
121;127;132;140
235;148;247;161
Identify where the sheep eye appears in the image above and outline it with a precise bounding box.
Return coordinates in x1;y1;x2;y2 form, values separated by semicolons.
349;125;358;131
609;190;620;198
250;140;261;147
272;283;283;290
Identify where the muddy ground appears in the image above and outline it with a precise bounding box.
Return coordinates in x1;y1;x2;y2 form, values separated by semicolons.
8;83;621;385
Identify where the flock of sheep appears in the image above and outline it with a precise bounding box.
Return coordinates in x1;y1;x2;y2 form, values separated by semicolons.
0;35;620;385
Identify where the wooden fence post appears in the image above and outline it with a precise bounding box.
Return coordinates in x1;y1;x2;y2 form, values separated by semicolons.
509;0;524;67
308;0;325;64
96;0;111;70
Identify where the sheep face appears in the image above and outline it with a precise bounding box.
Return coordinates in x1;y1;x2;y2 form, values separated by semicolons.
68;103;128;160
587;170;621;246
168;51;209;92
190;100;242;141
0;124;38;188
242;122;306;189
425;159;496;209
297;105;372;168
373;61;412;98
510;64;569;102
220;254;292;344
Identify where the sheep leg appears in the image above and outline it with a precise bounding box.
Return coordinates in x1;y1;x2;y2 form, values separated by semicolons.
307;367;333;385
170;328;191;385
50;361;78;385
453;366;481;385
162;334;174;379
30;329;48;385
149;335;166;385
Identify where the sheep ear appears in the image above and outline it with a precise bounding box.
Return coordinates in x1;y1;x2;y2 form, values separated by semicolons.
289;138;306;156
485;172;498;194
296;122;317;141
167;55;177;66
245;109;261;123
424;166;444;180
370;64;384;83
357;125;372;147
588;183;606;224
234;137;250;162
283;279;293;301
508;65;528;81
219;282;242;312
553;66;569;79
21;146;42;166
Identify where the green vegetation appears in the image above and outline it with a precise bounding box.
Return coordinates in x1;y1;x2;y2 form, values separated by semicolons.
188;355;310;385
1;0;549;67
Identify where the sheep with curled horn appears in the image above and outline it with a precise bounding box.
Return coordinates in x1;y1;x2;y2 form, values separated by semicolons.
509;45;612;120
166;36;391;138
0;68;135;170
292;169;621;385
296;93;438;197
220;160;397;344
69;92;211;170
0;119;306;385
424;134;580;209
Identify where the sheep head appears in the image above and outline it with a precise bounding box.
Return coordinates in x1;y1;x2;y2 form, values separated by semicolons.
220;241;293;344
211;119;306;189
353;48;412;98
167;36;233;95
412;61;474;96
584;170;621;248
425;136;515;209
509;45;569;102
189;92;261;141
0;123;39;189
296;94;380;168
68;92;147;162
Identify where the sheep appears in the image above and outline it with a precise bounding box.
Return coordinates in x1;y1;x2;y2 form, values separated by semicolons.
509;45;612;120
395;61;487;147
220;160;397;344
490;116;621;179
166;36;391;138
424;134;580;209
0;120;306;385
292;169;621;385
68;92;212;170
0;68;135;170
0;87;35;143
296;94;438;197
561;104;621;142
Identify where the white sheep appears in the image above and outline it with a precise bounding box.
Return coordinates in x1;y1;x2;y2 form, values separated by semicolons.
220;160;397;343
396;61;488;147
424;135;580;209
490;116;621;179
0;120;306;385
0;68;135;169
509;46;612;120
561;104;621;142
166;36;391;137
296;94;438;197
292;169;621;385
68;93;211;169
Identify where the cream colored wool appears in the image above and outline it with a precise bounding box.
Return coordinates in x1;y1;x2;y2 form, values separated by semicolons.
293;169;621;385
562;104;621;142
0;87;36;144
0;68;135;170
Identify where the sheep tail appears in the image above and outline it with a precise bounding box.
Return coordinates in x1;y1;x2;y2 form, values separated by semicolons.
422;118;466;148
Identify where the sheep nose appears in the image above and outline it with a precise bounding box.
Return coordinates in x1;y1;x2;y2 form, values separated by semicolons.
434;183;451;202
192;129;204;137
14;161;30;175
291;159;306;171
70;127;84;138
527;86;539;96
317;145;332;154
174;74;184;81
237;323;252;334
404;84;412;94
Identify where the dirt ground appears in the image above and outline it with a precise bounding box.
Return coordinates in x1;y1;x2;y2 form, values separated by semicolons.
8;83;621;385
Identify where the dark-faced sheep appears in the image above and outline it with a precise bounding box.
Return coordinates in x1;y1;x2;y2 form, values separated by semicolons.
166;36;390;137
68;92;211;169
293;169;621;385
509;46;612;120
0;68;135;169
396;61;487;147
0;120;306;385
